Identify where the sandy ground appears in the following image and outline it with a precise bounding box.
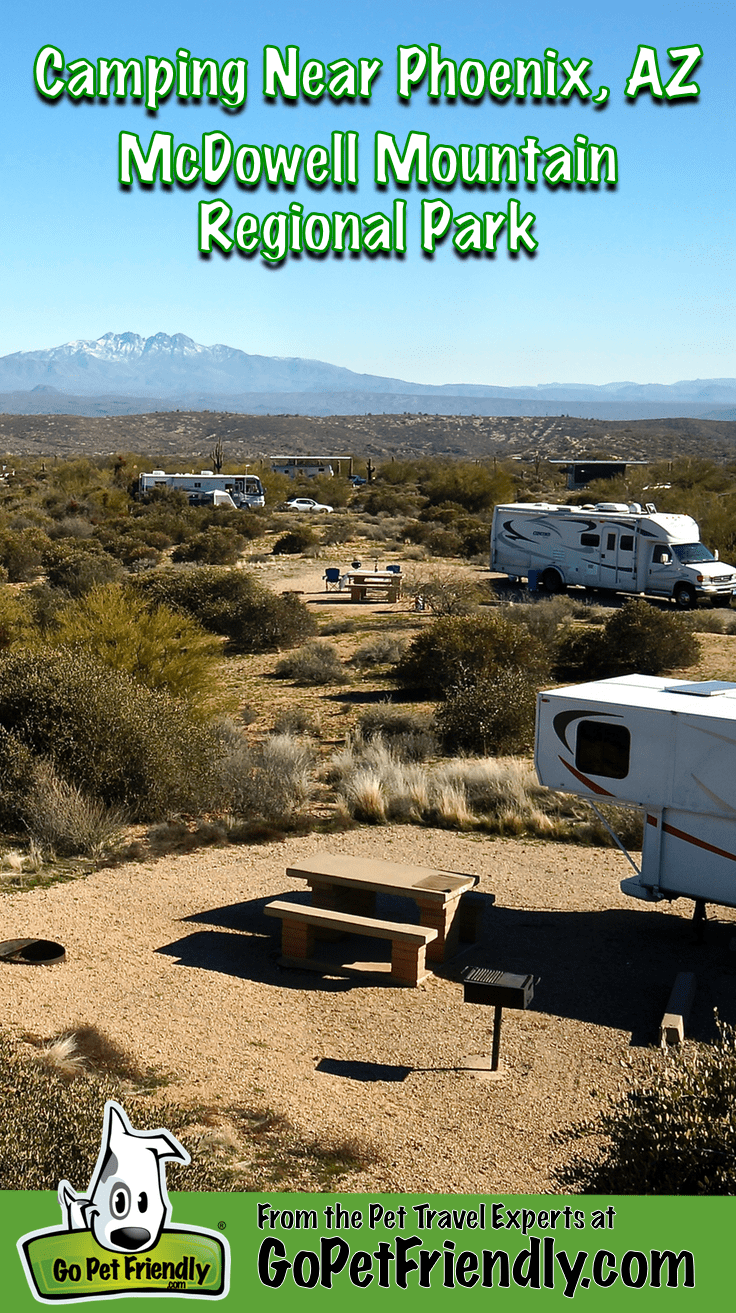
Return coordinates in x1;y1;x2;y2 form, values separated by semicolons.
3;826;736;1195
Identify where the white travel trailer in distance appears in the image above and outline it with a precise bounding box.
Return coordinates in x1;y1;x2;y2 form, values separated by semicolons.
535;675;736;912
138;470;266;508
491;501;736;608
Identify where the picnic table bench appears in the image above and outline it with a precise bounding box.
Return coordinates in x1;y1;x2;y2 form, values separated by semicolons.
286;852;479;964
264;900;438;986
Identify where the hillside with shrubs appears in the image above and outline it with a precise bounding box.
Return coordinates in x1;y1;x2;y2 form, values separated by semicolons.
1;449;735;877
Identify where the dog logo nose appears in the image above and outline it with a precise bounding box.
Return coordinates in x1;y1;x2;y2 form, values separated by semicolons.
110;1227;152;1251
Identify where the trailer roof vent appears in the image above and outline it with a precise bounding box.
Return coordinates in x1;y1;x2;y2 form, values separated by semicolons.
594;502;630;512
665;680;736;697
152;469;165;476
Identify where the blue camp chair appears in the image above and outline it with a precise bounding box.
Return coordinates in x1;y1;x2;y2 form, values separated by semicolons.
323;567;341;591
386;564;401;574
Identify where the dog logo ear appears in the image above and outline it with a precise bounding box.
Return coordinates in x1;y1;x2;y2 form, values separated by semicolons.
143;1131;190;1165
104;1100;190;1166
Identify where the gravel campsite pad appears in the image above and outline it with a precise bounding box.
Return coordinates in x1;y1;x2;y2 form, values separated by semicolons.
3;826;736;1194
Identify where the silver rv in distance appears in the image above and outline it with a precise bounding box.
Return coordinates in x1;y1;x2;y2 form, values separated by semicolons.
491;501;736;608
138;470;265;508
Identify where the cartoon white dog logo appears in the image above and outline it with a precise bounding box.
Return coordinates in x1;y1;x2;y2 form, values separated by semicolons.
58;1101;189;1253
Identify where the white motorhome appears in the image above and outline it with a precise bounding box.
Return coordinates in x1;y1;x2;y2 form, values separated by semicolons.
536;675;736;913
138;470;265;508
491;501;736;608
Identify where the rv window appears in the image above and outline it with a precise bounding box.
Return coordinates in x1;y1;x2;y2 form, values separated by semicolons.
575;720;630;779
606;533;616;551
580;533;600;547
620;535;634;551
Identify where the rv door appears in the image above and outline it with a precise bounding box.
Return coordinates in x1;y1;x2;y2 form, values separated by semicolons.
599;528;637;591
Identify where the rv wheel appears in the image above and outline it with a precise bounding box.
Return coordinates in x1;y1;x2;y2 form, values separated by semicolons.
542;569;566;595
673;584;696;610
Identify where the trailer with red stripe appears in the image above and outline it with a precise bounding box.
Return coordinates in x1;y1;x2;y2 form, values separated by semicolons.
535;675;736;912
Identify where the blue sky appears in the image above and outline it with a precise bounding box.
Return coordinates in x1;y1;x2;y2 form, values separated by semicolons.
2;0;733;387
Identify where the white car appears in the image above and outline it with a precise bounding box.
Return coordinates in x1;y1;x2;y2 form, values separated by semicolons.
286;497;333;513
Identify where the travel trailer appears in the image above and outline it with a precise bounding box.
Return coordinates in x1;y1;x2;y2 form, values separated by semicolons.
536;675;736;913
138;470;265;508
491;502;736;608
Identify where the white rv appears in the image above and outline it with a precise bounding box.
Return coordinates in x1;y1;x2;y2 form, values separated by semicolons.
491;501;736;608
138;470;265;508
536;675;736;913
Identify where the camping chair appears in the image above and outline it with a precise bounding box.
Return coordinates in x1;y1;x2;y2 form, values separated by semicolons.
323;567;341;591
386;564;401;574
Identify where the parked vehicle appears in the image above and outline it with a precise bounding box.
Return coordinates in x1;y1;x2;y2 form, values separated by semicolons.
491;501;736;608
536;674;736;914
138;470;265;508
285;498;333;514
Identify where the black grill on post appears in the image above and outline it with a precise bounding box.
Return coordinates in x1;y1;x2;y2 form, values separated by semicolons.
461;967;536;1072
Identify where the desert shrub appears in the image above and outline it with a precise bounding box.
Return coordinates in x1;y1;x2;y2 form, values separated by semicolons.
559;1016;736;1194
46;515;95;540
689;608;736;635
274;641;347;684
45;584;227;711
402;565;484;616
273;526;319;554
556;599;701;679
351;634;408;667
504;596;576;650
171;526;246;565
320;617;358;635
0;587;32;650
43;541;124;596
419;461;514;513
435;669;538;755
22;760;126;858
394;612;548;696
322;517;358;545
356;707;437;760
0;726;35;828
403;520;433;546
0;1029;234;1190
0;527;50;582
133;567;317;652
426;527;462;557
271;708;321;737
0;649;222;819
362;488;421;516
457;519;491;558
220;732;313;824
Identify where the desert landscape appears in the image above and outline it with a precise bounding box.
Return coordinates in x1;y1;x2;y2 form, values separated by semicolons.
2;444;736;1194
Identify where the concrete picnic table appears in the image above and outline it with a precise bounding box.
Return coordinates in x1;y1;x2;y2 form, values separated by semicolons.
286;852;479;963
344;571;402;603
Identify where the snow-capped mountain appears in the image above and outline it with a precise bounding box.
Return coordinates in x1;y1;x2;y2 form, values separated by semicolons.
0;333;734;408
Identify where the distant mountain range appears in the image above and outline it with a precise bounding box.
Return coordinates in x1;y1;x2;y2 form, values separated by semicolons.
0;333;734;421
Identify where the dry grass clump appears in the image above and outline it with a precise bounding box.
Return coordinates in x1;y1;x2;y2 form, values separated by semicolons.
351;634;408;667
220;732;314;826
356;706;437;761
274;640;348;685
271;707;322;737
23;760;127;859
330;741;642;844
